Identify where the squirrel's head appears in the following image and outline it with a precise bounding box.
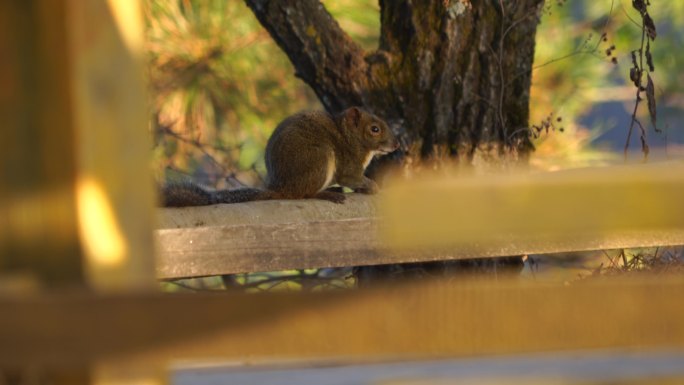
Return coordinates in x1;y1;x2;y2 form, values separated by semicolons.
340;107;400;155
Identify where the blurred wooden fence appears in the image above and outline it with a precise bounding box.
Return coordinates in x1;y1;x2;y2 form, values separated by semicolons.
2;1;684;384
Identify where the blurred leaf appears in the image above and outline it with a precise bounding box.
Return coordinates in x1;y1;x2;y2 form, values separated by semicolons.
646;74;657;130
644;13;657;40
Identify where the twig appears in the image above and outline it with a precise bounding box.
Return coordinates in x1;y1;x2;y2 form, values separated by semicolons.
232;271;338;291
493;2;544;145
160;124;234;181
624;29;646;159
166;280;224;292
602;250;618;268
620;2;644;29
620;249;628;269
506;0;615;90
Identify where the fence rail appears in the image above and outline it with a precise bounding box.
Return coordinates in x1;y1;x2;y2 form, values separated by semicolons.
156;163;684;279
3;278;684;367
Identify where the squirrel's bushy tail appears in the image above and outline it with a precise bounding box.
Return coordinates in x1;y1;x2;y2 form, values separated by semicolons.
213;187;264;204
161;183;265;207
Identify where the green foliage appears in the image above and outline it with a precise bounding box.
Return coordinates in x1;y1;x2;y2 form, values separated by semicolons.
531;1;684;168
530;2;620;169
147;0;684;180
146;0;319;187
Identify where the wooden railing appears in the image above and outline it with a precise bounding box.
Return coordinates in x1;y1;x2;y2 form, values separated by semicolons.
2;1;684;384
156;162;684;279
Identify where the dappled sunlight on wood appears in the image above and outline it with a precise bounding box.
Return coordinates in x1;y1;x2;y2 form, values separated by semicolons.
105;0;145;54
77;177;128;270
67;0;157;290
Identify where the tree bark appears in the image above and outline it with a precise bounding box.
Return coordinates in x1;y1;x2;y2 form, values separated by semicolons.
244;0;544;164
244;0;544;280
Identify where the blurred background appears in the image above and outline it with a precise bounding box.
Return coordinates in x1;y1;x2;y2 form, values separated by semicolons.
145;0;684;186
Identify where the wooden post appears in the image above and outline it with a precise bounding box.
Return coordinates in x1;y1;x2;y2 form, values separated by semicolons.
1;0;160;383
0;0;156;291
0;1;84;287
67;0;156;292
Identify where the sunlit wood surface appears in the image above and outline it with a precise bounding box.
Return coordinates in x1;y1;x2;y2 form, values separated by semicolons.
0;0;155;293
156;162;684;279
2;278;684;367
1;1;157;381
68;0;156;291
382;162;684;249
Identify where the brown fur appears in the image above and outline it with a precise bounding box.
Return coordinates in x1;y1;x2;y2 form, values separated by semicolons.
161;107;398;207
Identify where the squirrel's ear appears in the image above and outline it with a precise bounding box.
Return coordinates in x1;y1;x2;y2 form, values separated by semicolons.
344;107;362;127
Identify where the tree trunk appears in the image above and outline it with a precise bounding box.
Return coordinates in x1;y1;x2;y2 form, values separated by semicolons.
244;0;544;165
243;0;544;281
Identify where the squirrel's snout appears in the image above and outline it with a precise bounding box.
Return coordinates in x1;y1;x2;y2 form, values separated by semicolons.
380;139;400;154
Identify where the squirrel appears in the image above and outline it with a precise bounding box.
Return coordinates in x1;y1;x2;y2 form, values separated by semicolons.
162;107;399;206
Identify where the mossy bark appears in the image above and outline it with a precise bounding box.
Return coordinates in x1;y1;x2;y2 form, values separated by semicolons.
245;0;543;165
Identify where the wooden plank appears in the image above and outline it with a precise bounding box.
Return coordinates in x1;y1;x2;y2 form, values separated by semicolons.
0;0;155;292
155;162;684;279
381;161;684;250
2;278;684;366
155;195;382;278
67;0;156;291
0;1;84;285
92;359;165;385
0;362;164;385
1;2;156;383
157;194;378;230
156;218;379;278
156;218;684;279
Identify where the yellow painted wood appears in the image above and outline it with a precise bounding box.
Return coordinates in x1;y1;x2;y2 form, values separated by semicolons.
67;0;156;291
381;162;684;251
2;278;684;366
93;359;166;385
0;363;165;385
0;1;84;286
0;1;155;292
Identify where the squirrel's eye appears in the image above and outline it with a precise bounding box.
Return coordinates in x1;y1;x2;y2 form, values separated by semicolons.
370;125;380;134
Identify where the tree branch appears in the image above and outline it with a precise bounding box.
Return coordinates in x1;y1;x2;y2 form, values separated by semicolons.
244;0;368;113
